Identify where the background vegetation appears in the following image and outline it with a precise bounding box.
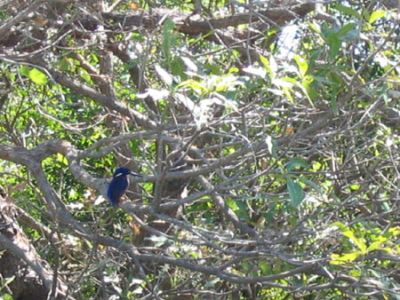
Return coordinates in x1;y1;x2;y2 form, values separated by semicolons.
0;0;399;299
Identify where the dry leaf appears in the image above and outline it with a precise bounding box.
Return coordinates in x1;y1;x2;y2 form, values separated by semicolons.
33;16;48;26
128;2;140;10
285;127;295;134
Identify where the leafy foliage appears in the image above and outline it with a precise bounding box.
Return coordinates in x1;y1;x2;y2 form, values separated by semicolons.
0;0;399;299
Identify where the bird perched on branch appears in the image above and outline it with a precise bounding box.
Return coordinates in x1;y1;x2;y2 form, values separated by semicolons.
107;167;141;206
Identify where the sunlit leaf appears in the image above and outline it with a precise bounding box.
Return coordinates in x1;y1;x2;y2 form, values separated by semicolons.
369;9;386;24
79;69;92;84
272;77;295;88
228;67;239;73
330;252;361;265
155;64;173;86
28;68;48;85
243;65;267;78
367;236;387;251
312;161;322;171
207;74;243;92
388;227;400;236
2;293;13;300
181;56;198;73
259;55;277;79
56;153;68;165
177;79;207;94
137;88;169;101
296;80;315;107
294;55;308;77
175;93;196;112
342;228;367;253
309;22;321;34
148;235;168;247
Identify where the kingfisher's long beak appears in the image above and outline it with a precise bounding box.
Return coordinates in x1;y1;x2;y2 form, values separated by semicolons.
129;171;142;177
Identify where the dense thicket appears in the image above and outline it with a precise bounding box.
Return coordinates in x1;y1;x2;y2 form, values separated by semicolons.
0;0;399;299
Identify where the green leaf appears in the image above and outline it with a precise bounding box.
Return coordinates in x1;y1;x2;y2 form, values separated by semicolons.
312;161;322;171
287;177;305;207
28;68;48;85
68;188;78;199
161;18;176;65
177;79;207;95
309;22;321;34
294;55;308;77
330;252;361;265
19;65;30;77
240;261;252;272
302;75;317;99
286;158;309;171
367;236;387;252
171;56;185;77
258;261;270;274
369;9;386;24
56;153;68;165
226;198;250;221
237;201;250;222
332;221;346;230
259;55;276;79
327;33;341;59
332;4;361;19
388;227;400;236
226;198;239;211
337;23;357;39
79;69;92;84
1;293;14;300
296;80;315;108
342;228;367;253
228;66;239;73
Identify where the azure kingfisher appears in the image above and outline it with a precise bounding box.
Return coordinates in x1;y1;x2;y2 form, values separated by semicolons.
107;167;141;206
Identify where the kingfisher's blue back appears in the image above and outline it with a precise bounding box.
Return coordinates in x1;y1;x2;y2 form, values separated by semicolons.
107;167;131;206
